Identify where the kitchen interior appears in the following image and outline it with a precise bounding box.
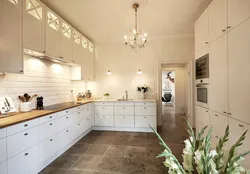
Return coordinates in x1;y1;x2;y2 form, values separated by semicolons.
0;0;250;173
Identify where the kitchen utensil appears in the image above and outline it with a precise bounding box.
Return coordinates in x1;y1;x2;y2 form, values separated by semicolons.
18;96;25;102
28;94;38;102
24;93;31;102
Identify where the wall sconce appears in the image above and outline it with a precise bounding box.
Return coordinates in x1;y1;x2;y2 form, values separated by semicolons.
137;69;143;75
106;70;112;75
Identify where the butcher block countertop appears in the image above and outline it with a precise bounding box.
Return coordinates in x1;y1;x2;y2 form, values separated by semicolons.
0;100;94;129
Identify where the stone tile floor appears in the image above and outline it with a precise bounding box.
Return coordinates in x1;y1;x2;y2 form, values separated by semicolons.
40;111;189;174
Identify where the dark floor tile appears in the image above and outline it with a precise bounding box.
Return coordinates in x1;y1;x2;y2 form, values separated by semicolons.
104;145;127;157
112;136;129;146
87;131;103;136
124;146;146;160
115;131;132;137
100;131;117;136
77;136;99;144
119;157;146;174
128;137;146;147
95;157;122;173
39;167;68;174
66;170;92;174
146;137;161;147
129;132;146;139
93;136;115;145
71;155;101;171
50;154;81;169
146;157;166;173
66;143;91;155
146;132;157;138
85;144;109;155
146;147;161;159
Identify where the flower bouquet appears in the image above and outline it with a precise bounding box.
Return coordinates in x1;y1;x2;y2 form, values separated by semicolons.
150;122;250;174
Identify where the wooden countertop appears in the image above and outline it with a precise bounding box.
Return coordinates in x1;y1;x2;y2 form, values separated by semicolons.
0;100;94;129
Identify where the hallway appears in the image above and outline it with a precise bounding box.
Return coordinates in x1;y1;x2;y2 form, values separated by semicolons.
40;112;188;174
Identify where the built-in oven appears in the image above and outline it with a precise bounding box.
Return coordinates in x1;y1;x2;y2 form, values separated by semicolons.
196;83;209;109
196;53;209;80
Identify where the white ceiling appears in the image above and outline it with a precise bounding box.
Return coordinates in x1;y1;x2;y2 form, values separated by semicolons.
41;0;211;43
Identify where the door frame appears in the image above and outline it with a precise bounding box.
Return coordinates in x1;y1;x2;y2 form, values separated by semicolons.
157;60;195;128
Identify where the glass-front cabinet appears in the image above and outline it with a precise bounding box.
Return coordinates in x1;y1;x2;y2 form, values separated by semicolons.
61;20;73;62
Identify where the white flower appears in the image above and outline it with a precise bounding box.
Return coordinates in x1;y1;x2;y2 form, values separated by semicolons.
183;139;192;155
182;154;194;172
210;150;218;158
190;136;193;143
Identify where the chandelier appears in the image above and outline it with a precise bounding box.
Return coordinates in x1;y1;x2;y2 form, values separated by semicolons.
124;3;147;50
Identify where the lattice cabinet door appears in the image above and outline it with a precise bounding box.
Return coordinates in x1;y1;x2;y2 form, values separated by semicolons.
61;20;73;62
23;0;45;53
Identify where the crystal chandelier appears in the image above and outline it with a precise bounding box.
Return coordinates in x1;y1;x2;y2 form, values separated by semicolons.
124;3;147;50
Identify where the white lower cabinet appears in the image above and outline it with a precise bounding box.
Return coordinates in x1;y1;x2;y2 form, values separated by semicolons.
195;105;210;126
115;116;134;127
0;138;6;163
95;106;114;115
209;111;228;135
95;115;114;127
135;116;156;128
38;134;59;164
0;161;7;174
8;145;39;174
135;107;156;116
38;119;61;142
114;106;134;115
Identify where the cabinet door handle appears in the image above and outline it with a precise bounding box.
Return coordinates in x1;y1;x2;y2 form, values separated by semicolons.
222;29;226;32
206;110;208;113
227;26;231;29
239;124;244;128
223;111;227;114
24;124;28;127
205;42;208;44
24;153;29;156
215;114;218;117
49;123;53;126
24;133;28;136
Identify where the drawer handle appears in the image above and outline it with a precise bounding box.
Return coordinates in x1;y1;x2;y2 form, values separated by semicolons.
215;114;219;117
222;29;226;32
50;139;53;141
24;153;29;156
123;107;125;109
78;112;80;114
66;130;69;132
87;119;89;120
228;113;232;115
24;133;28;136
206;110;208;113
66;117;69;119
144;103;146;105
123;116;125;118
24;124;28;127
103;103;105;104
49;116;52;118
87;109;89;111
223;111;227;114
103;107;105;109
205;42;208;44
49;123;53;126
78;123;80;125
239;124;244;128
144;117;146;118
66;111;68;113
227;26;231;29
215;136;219;139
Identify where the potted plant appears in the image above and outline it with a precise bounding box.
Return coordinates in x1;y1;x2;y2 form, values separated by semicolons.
103;93;110;99
137;85;149;99
150;123;250;174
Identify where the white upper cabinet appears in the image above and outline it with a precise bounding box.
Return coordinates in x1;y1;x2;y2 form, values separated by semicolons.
208;0;227;43
209;34;228;115
228;0;250;30
0;0;23;74
23;0;45;53
82;39;95;81
45;7;61;58
195;8;209;51
228;18;250;124
61;20;73;62
72;30;82;65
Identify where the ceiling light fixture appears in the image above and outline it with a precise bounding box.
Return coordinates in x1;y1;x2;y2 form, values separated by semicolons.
124;3;147;51
106;70;112;75
137;69;143;74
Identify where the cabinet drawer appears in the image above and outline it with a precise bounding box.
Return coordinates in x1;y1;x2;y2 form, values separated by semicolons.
74;110;85;123
7;127;38;159
95;106;114;115
95;115;114;127
0;161;7;174
75;120;85;138
114;102;134;106
58;126;75;147
38;119;61;142
0;138;6;163
210;129;229;150
135;102;156;107
114;106;134;116
135;107;156;116
57;108;74;117
82;103;92;108
7;119;38;136
95;102;114;106
115;116;134;127
39;134;59;163
39;113;59;124
229;118;250;152
135;116;156;128
8;145;38;174
209;111;228;134
0;128;6;139
58;114;76;131
83;107;92;119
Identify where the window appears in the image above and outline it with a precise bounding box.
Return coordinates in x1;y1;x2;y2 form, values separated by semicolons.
26;0;42;20
47;11;59;31
73;31;81;44
89;42;93;52
62;22;71;39
82;37;88;49
8;0;18;5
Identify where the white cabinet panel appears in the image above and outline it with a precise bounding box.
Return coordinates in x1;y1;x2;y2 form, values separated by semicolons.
229;118;250;152
38;119;60;142
23;0;45;53
8;145;38;174
115;116;134;127
45;7;61;58
0;161;7;174
95;106;114;115
0;128;6;139
57;114;75;131
82;107;92;119
135;102;156;107
114;106;134;116
135;116;156;128
195;8;209;51
7;119;38;136
0;138;6;163
228;0;250;29
95;115;113;127
7;127;38;159
0;0;23;74
95;102;114;106
135;107;156;116
209;111;228;135
114;102;134;106
228;19;250;124
39;113;59;124
38;134;59;163
61;20;73;62
209;34;228;114
58;126;74;148
195;105;209;126
209;0;227;43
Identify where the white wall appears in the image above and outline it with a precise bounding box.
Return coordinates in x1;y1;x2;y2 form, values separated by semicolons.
0;55;86;111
